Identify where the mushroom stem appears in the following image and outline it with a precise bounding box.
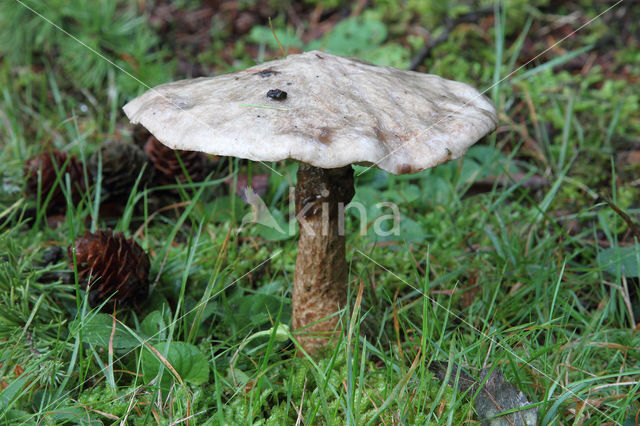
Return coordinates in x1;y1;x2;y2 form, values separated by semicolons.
292;164;355;355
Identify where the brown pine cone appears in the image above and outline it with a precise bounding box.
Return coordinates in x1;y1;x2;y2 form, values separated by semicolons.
69;230;150;309
90;140;154;202
144;135;209;188
24;150;90;214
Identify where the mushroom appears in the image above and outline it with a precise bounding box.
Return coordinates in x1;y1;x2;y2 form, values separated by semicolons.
123;50;497;355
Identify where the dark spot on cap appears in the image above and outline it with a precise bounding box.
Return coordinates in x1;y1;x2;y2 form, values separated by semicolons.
315;53;324;59
397;164;417;174
318;127;332;144
267;89;287;100
234;77;239;80
256;68;279;78
287;82;292;85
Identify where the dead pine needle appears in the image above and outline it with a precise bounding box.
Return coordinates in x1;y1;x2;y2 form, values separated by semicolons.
268;17;286;56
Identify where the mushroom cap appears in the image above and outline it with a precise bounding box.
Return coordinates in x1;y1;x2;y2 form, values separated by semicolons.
123;51;497;175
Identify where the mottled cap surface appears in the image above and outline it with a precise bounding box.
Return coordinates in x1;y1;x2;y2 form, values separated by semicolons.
123;50;497;175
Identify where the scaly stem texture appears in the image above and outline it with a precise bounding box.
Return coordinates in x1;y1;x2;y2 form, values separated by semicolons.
292;164;355;355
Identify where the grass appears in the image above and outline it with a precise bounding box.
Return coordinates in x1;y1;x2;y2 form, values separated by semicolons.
1;0;639;424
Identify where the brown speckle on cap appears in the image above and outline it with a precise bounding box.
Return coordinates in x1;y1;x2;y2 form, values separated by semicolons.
397;164;417;174
374;127;387;143
318;127;333;144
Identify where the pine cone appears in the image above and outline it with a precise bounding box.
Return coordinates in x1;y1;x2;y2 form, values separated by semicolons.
90;140;154;202
144;135;208;188
69;230;150;309
24;150;90;214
